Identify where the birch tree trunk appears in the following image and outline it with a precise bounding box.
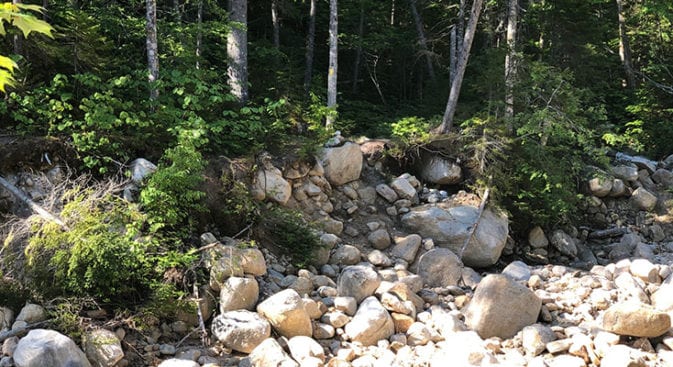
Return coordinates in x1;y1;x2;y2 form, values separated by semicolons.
271;0;280;50
303;0;316;99
409;0;436;83
437;0;484;134
196;0;203;69
449;27;456;85
504;0;518;121
146;0;159;101
616;0;636;89
326;0;338;128
227;0;249;104
13;0;23;56
351;2;364;94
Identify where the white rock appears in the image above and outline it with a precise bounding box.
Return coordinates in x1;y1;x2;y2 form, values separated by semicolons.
419;155;462;185
14;329;91;367
337;265;381;303
390;177;417;201
255;166;292;205
344;296;394;346
15;304;46;324
246;338;299;367
219;276;259;312
321;143;363;186
528;226;549;249
211;310;271;353
287;336;325;363
257;289;312;338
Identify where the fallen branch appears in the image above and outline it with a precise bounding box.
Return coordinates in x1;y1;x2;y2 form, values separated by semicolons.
458;187;490;260
0;320;51;343
588;227;627;240
0;175;68;230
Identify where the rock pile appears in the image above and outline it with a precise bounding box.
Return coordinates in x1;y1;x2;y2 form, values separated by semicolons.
2;144;673;367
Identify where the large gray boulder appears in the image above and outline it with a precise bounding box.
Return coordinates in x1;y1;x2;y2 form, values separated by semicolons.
211;310;271;353
255;167;292;205
344;296;395;346
419;154;462;185
257;289;312;338
414;248;463;288
401;205;508;267
337;265;381;303
320;142;363;186
464;274;541;339
14;329;91;367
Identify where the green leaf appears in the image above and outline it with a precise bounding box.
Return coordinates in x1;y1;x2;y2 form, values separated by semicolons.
12;13;53;38
0;55;17;73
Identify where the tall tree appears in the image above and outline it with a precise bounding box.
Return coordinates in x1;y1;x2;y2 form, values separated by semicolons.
228;0;249;104
409;0;435;83
504;0;518;121
616;0;635;89
196;0;203;69
146;0;159;101
271;0;280;50
13;0;23;56
351;1;364;94
326;0;338;127
437;0;484;134
303;0;316;99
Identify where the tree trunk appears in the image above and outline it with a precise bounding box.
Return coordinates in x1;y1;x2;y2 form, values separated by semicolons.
409;0;436;83
303;0;316;99
390;0;396;26
616;0;636;89
449;26;456;85
146;0;159;101
12;0;23;56
351;2;364;94
437;0;484;134
271;0;280;50
504;0;518;122
457;0;466;59
196;0;203;69
326;0;338;128
227;0;249;105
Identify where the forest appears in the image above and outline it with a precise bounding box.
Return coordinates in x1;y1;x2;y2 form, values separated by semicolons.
0;0;672;302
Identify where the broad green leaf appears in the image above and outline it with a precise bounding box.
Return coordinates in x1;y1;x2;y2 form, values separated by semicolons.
0;55;16;73
12;13;53;38
0;69;15;92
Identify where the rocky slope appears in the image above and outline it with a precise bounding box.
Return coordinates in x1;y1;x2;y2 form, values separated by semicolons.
2;140;673;367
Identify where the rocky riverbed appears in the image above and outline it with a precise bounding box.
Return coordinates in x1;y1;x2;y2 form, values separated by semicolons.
2;141;673;367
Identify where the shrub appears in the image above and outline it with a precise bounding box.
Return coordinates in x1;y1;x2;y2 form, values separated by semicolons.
255;207;322;267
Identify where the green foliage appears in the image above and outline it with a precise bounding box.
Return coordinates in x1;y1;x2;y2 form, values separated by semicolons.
0;277;31;313
256;207;322;268
390;116;433;145
25;184;156;302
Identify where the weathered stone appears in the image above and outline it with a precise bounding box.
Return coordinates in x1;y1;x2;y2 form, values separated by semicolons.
609;179;628;197
550;230;578;258
203;245;244;292
15;304;46;324
391;234;422;263
652;168;673;187
367;229;391;250
240;248;267;276
522;324;556;356
406;322;432;346
602;302;671;337
83;329;124;367
255;167;292;205
631;187;657;211
588;177;612;197
334;297;358;316
329;245;361;265
219;276;259;312
0;307;13;331
129;158;157;184
419;155;462;185
630;259;659;283
367;249;392;267
600;345;648;367
313;323;335;339
414;248;463;288
464;274;542;339
402;205;508;267
287;336;325;364
652;284;673;313
14;329;91;367
390;177;417;201
337;265;381;303
257;289;312;338
612;165;639;181
344;296;394;346
528;227;549;249
211;310;271;353
321;143;363;186
502;260;532;282
376;184;399;203
245;338;299;367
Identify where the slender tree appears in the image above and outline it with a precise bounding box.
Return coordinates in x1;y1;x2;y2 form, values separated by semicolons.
351;1;364;94
196;0;203;69
504;0;518;121
271;0;280;50
13;0;23;56
303;0;316;99
227;0;249;104
616;0;636;89
146;0;159;101
326;0;338;127
437;0;484;134
409;0;435;83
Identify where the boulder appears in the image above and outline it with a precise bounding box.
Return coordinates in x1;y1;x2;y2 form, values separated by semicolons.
611;165;639;181
528;226;549;249
255;166;292;205
83;329;124;367
329;245;361;265
414;248;463;288
602;302;671;338
419;155;462;185
502;260;532;282
367;229;391;250
14;329;91;367
211;310;271;353
522;324;556;356
245;338;299;367
588;177;612;197
203;244;244;292
219;276;259;312
257;289;312;338
550;230;578;258
287;336;325;364
464;274;542;339
15;304;47;325
344;296;395;346
240;248;267;276
129;158;157;184
390;177;417;201
391;234;422;263
631;187;657;211
337;265;381;303
401;205;508;267
320;143;363;186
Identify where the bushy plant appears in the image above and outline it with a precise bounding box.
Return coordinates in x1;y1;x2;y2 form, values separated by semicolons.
255;207;322;267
